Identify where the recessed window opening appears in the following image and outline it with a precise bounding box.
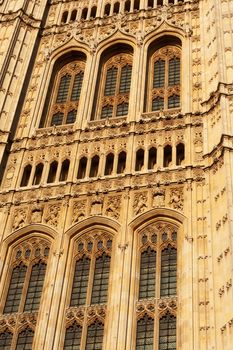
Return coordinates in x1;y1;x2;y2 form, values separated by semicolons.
47;161;58;183
113;2;120;13
117;151;126;174
77;157;87;179
61;11;68;23
81;8;88;20
59;159;70;182
20;165;32;187
90;6;97;18
157;0;163;5
125;0;131;11
70;9;77;21
104;3;111;15
134;0;140;10
148;0;153;7
135;149;144;171
176;143;185;165
148;147;157;169
105;153;114;175
33;163;44;185
163;145;172;167
90;156;99;177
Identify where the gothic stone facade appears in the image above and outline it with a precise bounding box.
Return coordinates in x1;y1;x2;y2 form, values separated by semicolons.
0;0;233;349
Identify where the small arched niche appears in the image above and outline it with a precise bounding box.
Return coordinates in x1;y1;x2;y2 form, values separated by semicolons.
40;51;86;128
91;43;134;121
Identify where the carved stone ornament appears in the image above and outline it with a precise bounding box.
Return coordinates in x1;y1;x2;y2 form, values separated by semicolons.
90;196;103;216
169;188;184;211
133;193;148;216
105;196;121;220
72;201;86;224
44;204;61;228
31;206;43;223
152;188;165;208
12;208;27;230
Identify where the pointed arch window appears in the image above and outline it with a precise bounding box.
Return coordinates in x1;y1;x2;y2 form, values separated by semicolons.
46;60;85;126
136;222;178;348
96;53;132;119
1;238;51;349
65;232;113;348
148;45;181;112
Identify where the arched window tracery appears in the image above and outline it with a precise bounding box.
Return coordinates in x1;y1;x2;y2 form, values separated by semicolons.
95;52;133;119
0;238;51;349
64;231;113;349
135;221;178;348
46;60;85;127
147;45;181;112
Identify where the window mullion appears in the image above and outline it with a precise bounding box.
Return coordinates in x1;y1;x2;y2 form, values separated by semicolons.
114;66;121;118
19;263;32;313
86;253;96;306
164;58;169;110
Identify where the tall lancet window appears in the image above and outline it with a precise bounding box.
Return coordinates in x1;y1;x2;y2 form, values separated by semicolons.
64;231;113;348
95;50;133;119
136;222;178;349
0;238;51;349
42;57;85;127
147;44;181;112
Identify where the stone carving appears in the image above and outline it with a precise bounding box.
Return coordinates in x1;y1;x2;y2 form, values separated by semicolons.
44;204;61;228
134;193;147;216
72;201;86;223
105;196;121;220
31;207;43;223
12;209;27;230
152;188;165;208
90;196;103;216
169;188;184;211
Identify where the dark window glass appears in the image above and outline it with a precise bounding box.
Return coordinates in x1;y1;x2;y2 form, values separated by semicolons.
4;264;27;314
81;7;88;19
0;331;13;349
70;9;77;21
66;110;77;124
139;247;156;299
136;315;154;350
163;145;172;167
104;68;117;95
61;11;68;23
71;72;84;101
153;60;165;88
85;322;104;350
104;3;111;15
148;147;157;169
90;6;97;18
16;328;34;350
169;58;180;86
105;153;114;175
20;165;32;187
134;0;140;10
116;103;129;116
51;112;64;126
91;253;110;304
24;262;46;312
119;65;132;93
168;95;180;109
135;149;144;171
152;97;164;111
56;75;71;103
113;2;120;13
64;323;82;349
125;0;131;11
159;314;176;350
101;105;113;119
176;143;184;165
160;246;177;297
70;257;90;306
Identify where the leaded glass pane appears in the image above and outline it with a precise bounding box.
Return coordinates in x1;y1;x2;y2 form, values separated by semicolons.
91;253;110;305
71;72;84;101
168;95;180;109
85;322;104;350
119;64;132;93
136;315;154;350
159;314;176;350
139;247;156;299
152;97;164;111
16;328;34;350
4;264;27;314
101;105;113;119
51;112;64;126
64;323;82;350
70;257;90;306
116;103;128;116
24;262;46;312
168;58;180;86
160;246;177;297
0;331;13;349
56;75;71;103
104;68;117;95
66;110;77;124
153;60;165;88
